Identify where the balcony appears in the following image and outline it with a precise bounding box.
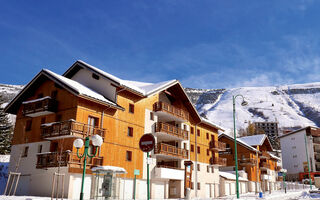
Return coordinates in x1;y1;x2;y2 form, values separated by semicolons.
260;151;270;159
210;157;227;166
154;143;188;159
153;166;184;180
260;162;271;171
22;97;58;117
41;120;105;140
313;137;320;145
239;156;257;166
209;140;226;151
36;151;103;169
153;101;189;122
276;166;282;171
154;122;188;140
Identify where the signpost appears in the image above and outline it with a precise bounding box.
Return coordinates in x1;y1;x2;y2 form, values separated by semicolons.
139;134;155;200
133;169;140;200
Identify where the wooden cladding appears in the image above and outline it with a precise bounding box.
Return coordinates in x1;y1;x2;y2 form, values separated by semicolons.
36;151;103;169
239;155;257;166
23;97;58;116
260;151;271;159
155;122;188;140
209;140;226;151
260;162;271;169
153;101;189;121
41;120;105;139
210;157;227;166
154;143;188;159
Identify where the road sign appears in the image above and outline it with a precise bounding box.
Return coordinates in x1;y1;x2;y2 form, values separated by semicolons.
134;169;140;176
139;134;155;152
278;172;283;177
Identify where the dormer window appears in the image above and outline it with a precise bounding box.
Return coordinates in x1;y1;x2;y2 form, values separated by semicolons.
92;73;100;80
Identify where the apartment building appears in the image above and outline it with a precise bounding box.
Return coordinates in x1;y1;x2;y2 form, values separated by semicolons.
251;122;280;149
218;134;280;194
5;60;226;199
279;126;320;181
239;134;280;191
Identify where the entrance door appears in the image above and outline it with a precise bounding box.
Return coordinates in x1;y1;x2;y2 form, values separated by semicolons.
102;174;113;198
88;116;99;135
205;184;211;198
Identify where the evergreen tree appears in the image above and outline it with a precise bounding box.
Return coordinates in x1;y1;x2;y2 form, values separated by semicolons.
0;96;13;154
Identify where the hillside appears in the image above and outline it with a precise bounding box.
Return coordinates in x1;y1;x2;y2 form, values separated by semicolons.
185;82;320;135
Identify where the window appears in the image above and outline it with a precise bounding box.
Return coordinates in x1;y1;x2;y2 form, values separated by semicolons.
211;166;214;173
197;146;200;154
184;124;187;130
197;129;200;137
37;93;43;98
292;146;296;149
197;182;200;190
184;143;187;149
191;127;194;134
126;151;132;161
25;120;32;131
92;73;100;80
41;117;46;124
22;146;29;157
206;132;209;139
197;164;200;171
51;90;58;99
291;137;295;140
38;145;42;153
127;127;133;137
294;165;298;168
129;104;134;113
88;116;99;134
293;155;297;158
191;144;194;152
191;182;194;190
56;114;62;122
150;112;154;121
207;165;210;172
207;149;210;156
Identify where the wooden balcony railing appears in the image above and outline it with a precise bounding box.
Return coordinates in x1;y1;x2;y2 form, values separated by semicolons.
155;122;188;140
260;162;271;170
210;157;227;166
23;97;58;116
260;151;271;159
36;151;103;169
239;158;257;166
313;138;320;144
153;101;189;121
41;120;105;139
209;141;226;151
154;143;188;159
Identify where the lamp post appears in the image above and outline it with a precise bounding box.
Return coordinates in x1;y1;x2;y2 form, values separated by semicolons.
303;133;313;190
73;135;103;200
233;94;248;199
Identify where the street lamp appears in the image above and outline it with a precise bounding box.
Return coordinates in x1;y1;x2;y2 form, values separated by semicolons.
73;135;103;200
233;94;248;199
304;133;313;190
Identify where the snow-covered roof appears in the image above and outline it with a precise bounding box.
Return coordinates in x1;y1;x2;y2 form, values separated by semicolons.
200;117;225;131
75;60;178;97
218;133;259;152
91;166;127;174
219;171;248;181
268;152;281;160
44;69;118;107
238;134;267;146
22;96;51;104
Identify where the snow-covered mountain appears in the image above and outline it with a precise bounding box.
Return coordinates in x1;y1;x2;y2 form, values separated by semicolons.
185;82;320;135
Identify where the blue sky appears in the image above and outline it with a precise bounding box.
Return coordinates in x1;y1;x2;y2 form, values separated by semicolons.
1;0;320;89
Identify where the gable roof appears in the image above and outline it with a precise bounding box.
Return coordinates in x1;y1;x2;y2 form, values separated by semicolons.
238;134;274;151
200;117;225;131
62;60;201;123
218;133;259;152
5;69;124;114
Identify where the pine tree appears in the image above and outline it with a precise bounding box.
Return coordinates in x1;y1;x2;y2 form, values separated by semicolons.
0;96;13;154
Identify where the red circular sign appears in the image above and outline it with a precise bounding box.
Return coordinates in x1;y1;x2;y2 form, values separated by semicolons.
139;134;155;152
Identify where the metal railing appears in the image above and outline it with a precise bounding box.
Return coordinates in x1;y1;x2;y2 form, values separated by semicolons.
23;97;58;116
41;120;105;139
154;122;188;140
154;143;188;159
36;151;103;169
153;101;189;121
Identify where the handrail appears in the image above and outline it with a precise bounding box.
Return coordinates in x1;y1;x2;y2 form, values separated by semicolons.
154;143;188;159
153;101;189;121
155;122;188;139
41;120;105;139
23;97;57;115
209;140;226;151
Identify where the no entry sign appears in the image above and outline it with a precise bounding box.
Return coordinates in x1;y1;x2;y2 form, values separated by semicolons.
139;134;155;152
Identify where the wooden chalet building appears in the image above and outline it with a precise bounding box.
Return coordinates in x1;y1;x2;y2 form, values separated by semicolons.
5;60;226;199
